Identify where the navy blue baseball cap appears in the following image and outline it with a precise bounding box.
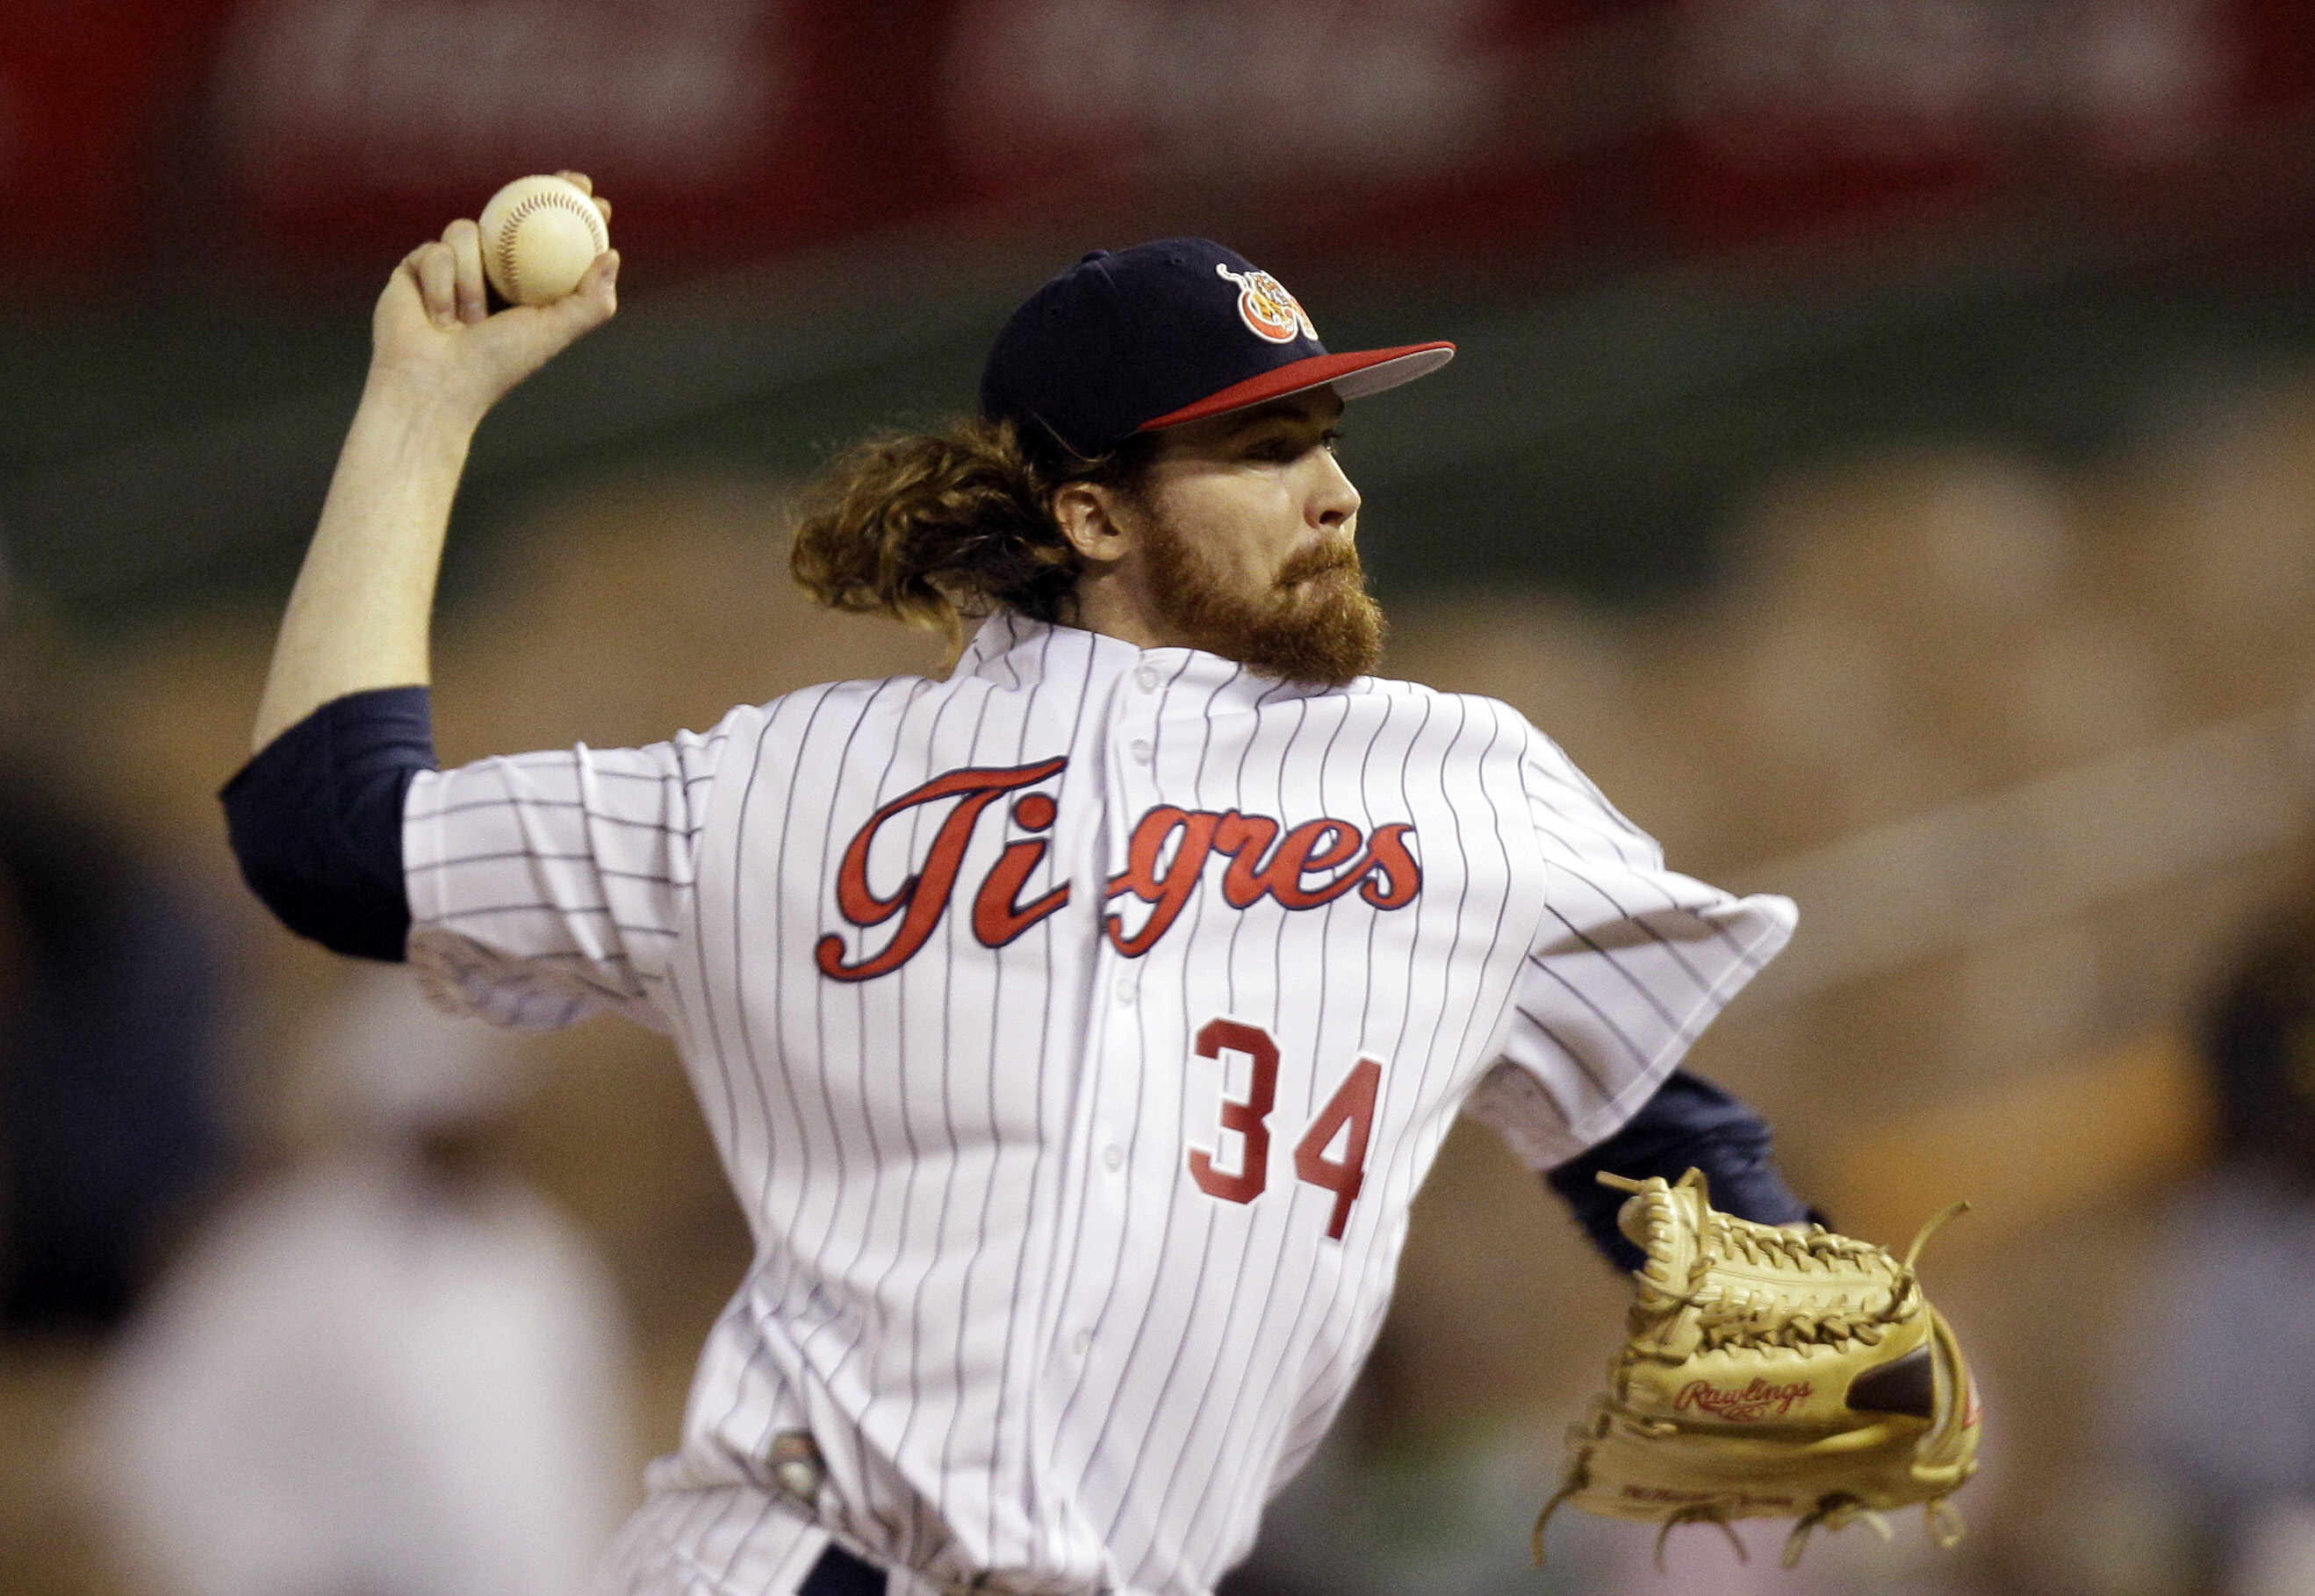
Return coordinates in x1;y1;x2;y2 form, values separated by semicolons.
979;239;1455;459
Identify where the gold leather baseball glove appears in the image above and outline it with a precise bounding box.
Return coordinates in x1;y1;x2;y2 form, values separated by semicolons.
1535;1169;1981;1570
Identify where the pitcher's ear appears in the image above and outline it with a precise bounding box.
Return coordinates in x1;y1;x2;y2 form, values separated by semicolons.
1052;482;1133;563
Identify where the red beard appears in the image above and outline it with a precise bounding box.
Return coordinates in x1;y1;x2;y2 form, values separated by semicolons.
1140;522;1385;688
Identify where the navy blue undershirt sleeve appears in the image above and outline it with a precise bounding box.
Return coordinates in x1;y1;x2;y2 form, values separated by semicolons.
1546;1068;1814;1271
219;686;437;962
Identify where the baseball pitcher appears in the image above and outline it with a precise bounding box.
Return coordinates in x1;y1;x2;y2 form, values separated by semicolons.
225;191;1975;1596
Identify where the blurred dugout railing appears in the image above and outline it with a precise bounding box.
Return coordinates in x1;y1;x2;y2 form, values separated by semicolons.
1736;694;2315;1247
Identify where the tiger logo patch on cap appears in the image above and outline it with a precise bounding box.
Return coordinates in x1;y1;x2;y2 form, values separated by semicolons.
1216;262;1317;344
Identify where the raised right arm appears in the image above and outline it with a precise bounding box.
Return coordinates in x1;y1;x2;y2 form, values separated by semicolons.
228;188;617;959
252;187;618;748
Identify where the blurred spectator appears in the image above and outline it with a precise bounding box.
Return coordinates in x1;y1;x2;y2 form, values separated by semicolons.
2099;888;2315;1595
2198;896;2315;1179
0;762;222;1336
80;967;633;1596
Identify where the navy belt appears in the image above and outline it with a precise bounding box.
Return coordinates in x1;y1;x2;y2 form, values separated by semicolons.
800;1542;886;1596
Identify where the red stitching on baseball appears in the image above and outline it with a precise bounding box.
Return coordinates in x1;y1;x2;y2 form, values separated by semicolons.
495;189;605;301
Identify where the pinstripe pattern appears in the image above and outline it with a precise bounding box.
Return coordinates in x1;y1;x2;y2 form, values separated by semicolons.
403;613;1794;1596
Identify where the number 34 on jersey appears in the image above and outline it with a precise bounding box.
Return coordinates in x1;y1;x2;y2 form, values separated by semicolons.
1185;1017;1381;1242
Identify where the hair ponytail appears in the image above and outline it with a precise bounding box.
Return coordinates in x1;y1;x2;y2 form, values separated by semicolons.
789;415;1153;649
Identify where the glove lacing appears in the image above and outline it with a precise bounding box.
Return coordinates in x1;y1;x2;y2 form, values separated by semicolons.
1672;1196;1969;1355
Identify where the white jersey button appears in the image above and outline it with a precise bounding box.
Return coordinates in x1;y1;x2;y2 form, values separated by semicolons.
1133;665;1160;693
1104;1145;1125;1171
1128;738;1153;765
1114;974;1136;1005
1072;1329;1094;1356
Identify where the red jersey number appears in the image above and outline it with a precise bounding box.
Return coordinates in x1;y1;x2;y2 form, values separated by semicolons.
1186;1019;1278;1205
1185;1019;1384;1242
1294;1059;1382;1240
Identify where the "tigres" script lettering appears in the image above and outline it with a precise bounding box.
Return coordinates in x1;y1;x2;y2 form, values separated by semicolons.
816;758;1421;981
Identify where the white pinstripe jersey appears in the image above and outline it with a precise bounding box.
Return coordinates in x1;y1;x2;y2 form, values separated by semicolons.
403;611;1794;1596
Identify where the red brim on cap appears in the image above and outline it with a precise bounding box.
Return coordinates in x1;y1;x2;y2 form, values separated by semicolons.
1138;342;1456;432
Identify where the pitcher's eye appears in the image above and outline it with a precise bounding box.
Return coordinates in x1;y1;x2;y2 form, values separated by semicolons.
1247;428;1339;464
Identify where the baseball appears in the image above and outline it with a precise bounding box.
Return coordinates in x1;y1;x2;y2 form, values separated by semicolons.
476;175;609;306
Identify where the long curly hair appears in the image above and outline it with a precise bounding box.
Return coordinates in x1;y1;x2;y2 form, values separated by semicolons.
789;415;1156;651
